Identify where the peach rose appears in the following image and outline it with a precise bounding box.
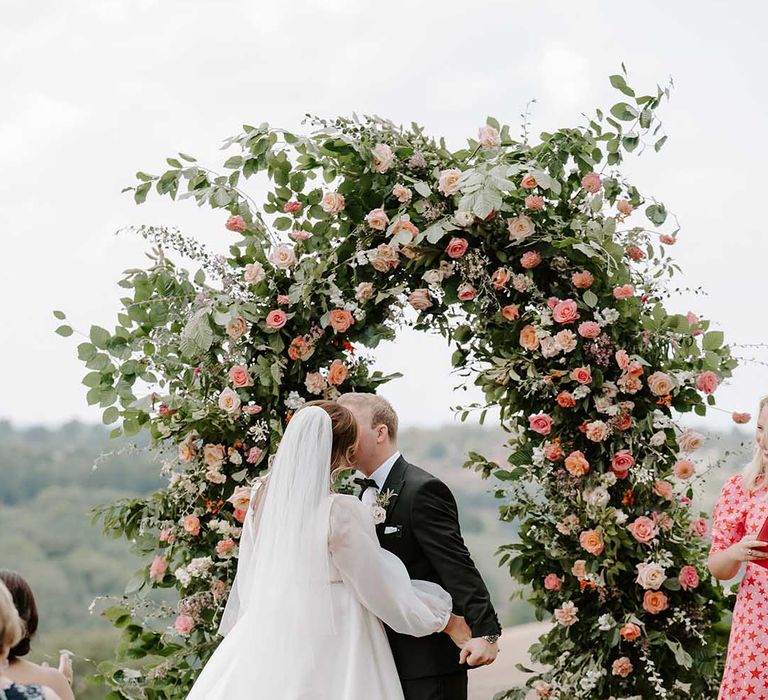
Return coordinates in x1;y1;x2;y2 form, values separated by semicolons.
392;184;412;203
174;613;194;634
269;243;297;270
521;251;542;269
507;215;535;243
615;349;630;370
647;372;674;397
578;321;601;339
183;514;201;536
696;370;719;395
554;601;579;626
571;270;594;289
491;267;511;290
502;304;520;321
544;573;562;591
612;657;633;678
521;174;538;189
627;516;657;544
203;443;226;468
391;218;419;240
266;309;287;329
543;442;564;461
371;244;400;272
525;195;545;211
149;555;167;582
553;299;580;324
635;562;667;590
328;309;355;334
673;459;695;480
617;200;634;216
528;413;554;435
457;283;477;301
305;371;327;395
178;436;196;463
556;391;576;408
478;125;501;148
554;330;577;353
437;168;463;196
678;429;704;453
611;450;634;479
642;590;669;615
408;289;433;311
585;420;610;442
579;529;604;556
288;336;313;361
159;527;176;544
679;565;699;590
227;486;253;511
327;360;348;386
570;366;592;385
218;387;241;414
520;325;540;351
532;680;551;697
226;316;249;340
355;282;375;302
216;538;236;558
371;143;395;173
321;191;346;215
733;412;752;424
581;172;602;193
571;559;587;578
446;237;469;259
565;450;590;477
225;215;246;232
660;234;677;245
365;208;390;231
229;365;252;388
617;373;643;394
653;480;674;500
620;623;641;641
613;284;635;300
244;261;266;285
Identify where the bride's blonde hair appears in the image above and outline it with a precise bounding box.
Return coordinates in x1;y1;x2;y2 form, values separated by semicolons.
742;395;768;492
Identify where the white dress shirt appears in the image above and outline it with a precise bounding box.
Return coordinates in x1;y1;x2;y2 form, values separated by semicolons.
360;451;401;507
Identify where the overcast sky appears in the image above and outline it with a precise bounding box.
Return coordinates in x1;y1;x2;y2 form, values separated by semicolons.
1;0;766;430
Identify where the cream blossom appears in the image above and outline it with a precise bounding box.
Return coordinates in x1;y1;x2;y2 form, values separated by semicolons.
365;208;390;231
392;184;412;203
478;124;501;148
507;215;535;243
321;191;346;215
371;143;395;173
554;601;579;626
437;168;463;196
244;261;266;285
636;562;667;590
218;387;241;414
269;243;297;269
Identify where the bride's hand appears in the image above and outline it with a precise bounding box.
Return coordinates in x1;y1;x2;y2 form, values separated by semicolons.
443;614;471;648
729;534;768;563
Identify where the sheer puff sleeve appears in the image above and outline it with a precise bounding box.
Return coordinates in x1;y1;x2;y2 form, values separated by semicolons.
710;474;748;555
329;495;452;637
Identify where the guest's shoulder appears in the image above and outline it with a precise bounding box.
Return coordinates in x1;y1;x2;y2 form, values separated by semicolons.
27;664;69;698
720;473;747;500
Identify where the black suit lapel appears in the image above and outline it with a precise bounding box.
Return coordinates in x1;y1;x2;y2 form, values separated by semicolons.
379;454;408;529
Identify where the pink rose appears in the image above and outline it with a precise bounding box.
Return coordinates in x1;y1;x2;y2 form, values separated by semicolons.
733;412;752;424
229;365;252;388
544;573;562;591
660;234;677;245
570;366;592;385
183;515;201;537
581;172;602;193
615;349;630;370
149;555;167;582
691;518;708;537
446;237;469;259
365;208;390;231
159;527;176;544
225;215;246;232
457;283;477;302
617;200;633;216
233;508;246;524
553;299;580;324
696;370;719;395
243;404;263;415
528;413;554;435
626;245;645;261
521;251;542;269
679;565;699;591
674;459;695;480
283;200;303;214
174;614;194;635
246;446;264;464
521;174;538;189
507;215;535;243
266;309;287;329
321;191;346;215
491;267;511;290
571;270;594;289
653;480;674;500
216;538;236;558
525;195;545;210
392;184;412;203
611;450;635;479
290;229;312;241
408;289;433;311
578;321;601;339
612;657;633;678
613;284;635;300
627;516;657;544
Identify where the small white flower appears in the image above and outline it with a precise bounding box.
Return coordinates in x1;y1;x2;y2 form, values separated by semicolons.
371;505;387;525
174;566;191;588
285;391;306;411
650;431;667;447
598;613;616;631
613;508;628;524
454;211;474;227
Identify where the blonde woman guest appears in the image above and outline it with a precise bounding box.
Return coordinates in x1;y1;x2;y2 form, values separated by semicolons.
0;580;61;700
708;397;768;699
0;571;74;700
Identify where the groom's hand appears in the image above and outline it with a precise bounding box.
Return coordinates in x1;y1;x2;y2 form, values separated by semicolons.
443;614;472;648
460;637;498;667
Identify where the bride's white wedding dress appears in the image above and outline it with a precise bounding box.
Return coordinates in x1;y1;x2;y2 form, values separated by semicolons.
186;407;451;700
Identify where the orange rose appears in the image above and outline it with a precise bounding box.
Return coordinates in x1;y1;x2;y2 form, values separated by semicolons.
502;304;520;321
579;529;604;556
328;309;355;334
620;623;641;641
642;590;669;615
519;325;539;351
565;450;590;477
327;360;348;386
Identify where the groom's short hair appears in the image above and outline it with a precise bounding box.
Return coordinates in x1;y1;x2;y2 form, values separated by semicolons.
338;393;398;442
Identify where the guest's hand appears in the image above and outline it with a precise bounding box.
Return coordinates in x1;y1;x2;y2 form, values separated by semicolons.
729;534;768;563
58;651;74;686
460;637;498;667
443;614;471;648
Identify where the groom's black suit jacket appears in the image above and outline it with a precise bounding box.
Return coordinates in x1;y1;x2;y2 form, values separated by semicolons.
369;454;501;680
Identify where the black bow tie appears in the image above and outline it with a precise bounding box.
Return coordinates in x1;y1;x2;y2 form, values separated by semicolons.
354;477;379;493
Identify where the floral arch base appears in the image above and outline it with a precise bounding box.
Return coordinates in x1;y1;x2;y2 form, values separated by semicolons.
60;73;735;699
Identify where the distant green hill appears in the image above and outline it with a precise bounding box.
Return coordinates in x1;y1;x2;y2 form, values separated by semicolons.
0;419;753;698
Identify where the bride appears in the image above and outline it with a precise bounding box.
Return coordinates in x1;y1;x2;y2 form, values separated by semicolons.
187;401;468;699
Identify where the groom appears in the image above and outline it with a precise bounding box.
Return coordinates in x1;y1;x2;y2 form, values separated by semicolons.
338;393;501;700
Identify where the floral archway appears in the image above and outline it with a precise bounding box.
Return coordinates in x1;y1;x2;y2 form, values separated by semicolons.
59;72;735;699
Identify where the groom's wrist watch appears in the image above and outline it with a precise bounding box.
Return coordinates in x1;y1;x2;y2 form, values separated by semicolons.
482;634;500;645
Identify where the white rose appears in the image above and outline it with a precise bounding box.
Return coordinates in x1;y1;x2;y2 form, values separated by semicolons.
244;261;266;284
372;143;395;174
584;486;610;508
372;505;387;525
454;210;474;227
540;335;559;358
650;431;667;447
305;372;327;395
218;387;241;414
422;269;444;286
478;125;501;148
269;243;297;269
321;191;346;215
355;282;375;302
437;168;463;197
635;562;667;590
613;508;628;524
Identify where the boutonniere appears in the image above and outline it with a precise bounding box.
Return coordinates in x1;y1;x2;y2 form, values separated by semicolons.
372;489;397;525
